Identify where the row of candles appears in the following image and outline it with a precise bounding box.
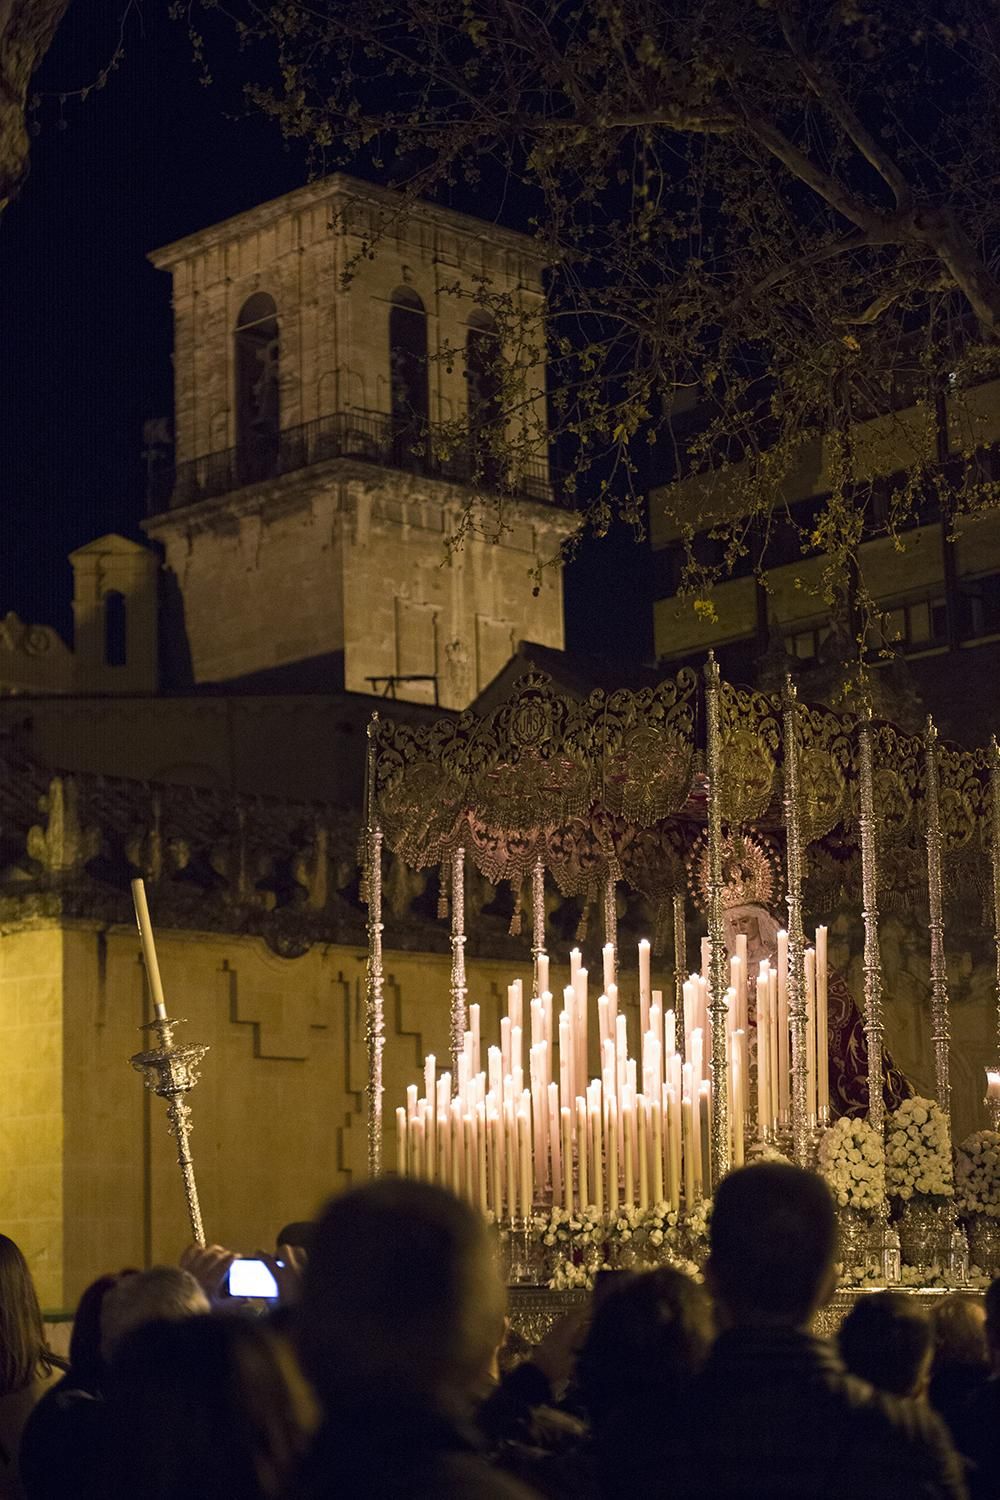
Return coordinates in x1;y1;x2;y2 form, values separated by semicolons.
395;929;831;1220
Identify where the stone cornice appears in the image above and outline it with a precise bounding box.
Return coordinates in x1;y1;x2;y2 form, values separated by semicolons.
148;173;546;273
143;458;574;544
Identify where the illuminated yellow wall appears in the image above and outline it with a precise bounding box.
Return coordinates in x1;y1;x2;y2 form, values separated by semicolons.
1;921;534;1309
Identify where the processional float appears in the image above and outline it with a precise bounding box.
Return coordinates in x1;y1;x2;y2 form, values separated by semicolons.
362;656;1000;1268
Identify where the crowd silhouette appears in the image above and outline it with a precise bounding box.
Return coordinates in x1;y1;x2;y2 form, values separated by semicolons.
1;1164;998;1499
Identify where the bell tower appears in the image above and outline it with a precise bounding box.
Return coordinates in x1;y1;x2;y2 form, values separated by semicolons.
143;175;574;707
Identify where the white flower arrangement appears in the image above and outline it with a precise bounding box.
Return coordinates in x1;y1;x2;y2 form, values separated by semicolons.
816;1116;885;1212
885;1096;954;1201
955;1130;1000;1219
535;1200;709;1291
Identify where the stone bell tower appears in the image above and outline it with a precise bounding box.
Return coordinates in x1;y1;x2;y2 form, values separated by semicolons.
143;175;574;708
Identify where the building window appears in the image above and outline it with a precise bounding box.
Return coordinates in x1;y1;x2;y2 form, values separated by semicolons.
235;293;280;485
389;288;429;463
104;591;126;667
960;574;1000;639
466;313;503;486
787;625;831;664
874;595;949;651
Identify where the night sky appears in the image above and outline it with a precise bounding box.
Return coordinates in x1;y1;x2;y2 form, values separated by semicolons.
0;0;652;668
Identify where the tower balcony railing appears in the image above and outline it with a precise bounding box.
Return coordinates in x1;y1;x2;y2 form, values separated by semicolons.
146;409;560;512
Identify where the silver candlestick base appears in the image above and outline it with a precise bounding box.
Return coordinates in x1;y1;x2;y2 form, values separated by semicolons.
131;1013;209;1247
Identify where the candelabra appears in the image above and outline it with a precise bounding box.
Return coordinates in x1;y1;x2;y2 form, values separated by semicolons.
131;1014;209;1247
924;717;952;1119
365;717;386;1176
782;677;809;1169
673;889;687;1064
450;845;468;1089
704;654;730;1186
990;739;1000;1132
857;706;886;1136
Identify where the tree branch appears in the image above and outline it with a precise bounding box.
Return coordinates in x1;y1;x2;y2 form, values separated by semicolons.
775;1;913;213
732;232;875;312
0;0;72;215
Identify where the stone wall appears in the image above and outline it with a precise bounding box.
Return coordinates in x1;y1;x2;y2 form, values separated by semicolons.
146;470;571;707
2;920;537;1310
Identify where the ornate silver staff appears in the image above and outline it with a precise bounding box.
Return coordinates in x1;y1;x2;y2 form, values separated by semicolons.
857;705;887;1135
989;739;1000;1131
449;845;468;1088
782;676;809;1169
602;873;617;986
129;878;208;1247
365;716;386;1176
924;717;952;1119
704;653;730;1186
673;889;687;1063
531;857;547;997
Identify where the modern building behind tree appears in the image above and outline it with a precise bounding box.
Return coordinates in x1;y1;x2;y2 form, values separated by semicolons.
649;373;1000;740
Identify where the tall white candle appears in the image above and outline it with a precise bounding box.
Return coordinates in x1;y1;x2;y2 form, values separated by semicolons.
574;968;589;1092
776;930;789;1125
559;1016;572;1114
757;973;771;1138
130;879;169;1020
638;939;652;1034
652;1089;665;1204
576;1097;589;1207
489;1107;503;1217
681;1093;695;1207
451;1099;464;1197
396;1108;408;1176
815;926;829;1117
561;1106;573;1212
590;1088;604;1215
598;993;611;1048
470;1006;481;1075
476;1107;488;1215
804;947;817;1127
668;1082;681;1211
735;934;748;1031
517;1100;533;1218
603;942;616;994
623;1091;637;1209
537;953;550;998
548;1081;562;1202
699;1080;712;1192
607;1097;620;1215
504;1101;517;1220
637;1095;649;1211
411;1114;425;1179
731;1048;744;1167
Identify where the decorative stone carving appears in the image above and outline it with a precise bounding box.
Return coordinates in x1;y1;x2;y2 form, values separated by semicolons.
26;777;101;876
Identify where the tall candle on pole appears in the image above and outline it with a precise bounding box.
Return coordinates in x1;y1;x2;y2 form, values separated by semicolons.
129;878;209;1247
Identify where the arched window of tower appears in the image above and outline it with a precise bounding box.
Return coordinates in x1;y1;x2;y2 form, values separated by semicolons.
466;311;503;489
234;292;280;485
104;590;127;667
388;288;429;467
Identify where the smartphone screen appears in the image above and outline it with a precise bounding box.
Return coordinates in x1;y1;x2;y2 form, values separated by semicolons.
227;1259;279;1299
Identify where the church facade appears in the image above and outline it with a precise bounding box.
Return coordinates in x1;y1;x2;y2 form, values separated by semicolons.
0;177;575;1307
